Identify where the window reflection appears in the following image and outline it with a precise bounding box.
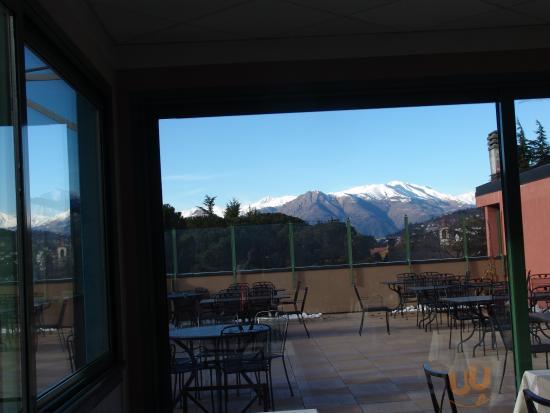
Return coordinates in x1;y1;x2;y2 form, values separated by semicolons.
0;7;22;412
24;47;109;394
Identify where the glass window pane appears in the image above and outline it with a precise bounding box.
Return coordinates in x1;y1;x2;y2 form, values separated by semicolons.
24;47;109;394
0;8;22;412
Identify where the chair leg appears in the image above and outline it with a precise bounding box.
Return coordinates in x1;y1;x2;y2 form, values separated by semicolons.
499;350;508;394
449;321;453;349
282;356;294;396
268;368;275;411
298;313;310;338
359;311;365;336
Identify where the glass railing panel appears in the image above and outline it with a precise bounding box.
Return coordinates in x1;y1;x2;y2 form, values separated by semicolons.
235;223;290;271
294;220;347;267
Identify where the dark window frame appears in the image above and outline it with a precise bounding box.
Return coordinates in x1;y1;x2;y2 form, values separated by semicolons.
2;1;121;412
141;71;550;406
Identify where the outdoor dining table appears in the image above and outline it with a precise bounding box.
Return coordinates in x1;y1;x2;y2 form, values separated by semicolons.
169;323;271;412
167;291;203;300
513;369;550;413
440;295;507;353
199;292;290;306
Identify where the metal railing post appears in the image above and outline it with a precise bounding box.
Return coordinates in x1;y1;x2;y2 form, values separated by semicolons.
289;222;296;288
404;215;412;272
230;225;237;282
497;99;532;388
346;218;355;285
171;228;177;291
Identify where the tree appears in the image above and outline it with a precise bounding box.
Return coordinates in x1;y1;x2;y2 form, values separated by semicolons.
163;203;186;229
516;120;532;170
197;194;217;216
224;198;241;221
531;120;550;165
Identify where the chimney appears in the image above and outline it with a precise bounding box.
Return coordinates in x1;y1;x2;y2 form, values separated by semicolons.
487;130;500;181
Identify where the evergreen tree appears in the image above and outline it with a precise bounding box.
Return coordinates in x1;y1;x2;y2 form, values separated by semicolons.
197;194;217;216
516;120;531;170
224;198;241;221
531;120;550;165
163;203;186;229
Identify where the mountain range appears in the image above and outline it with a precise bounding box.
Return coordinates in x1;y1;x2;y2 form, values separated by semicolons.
0;182;476;238
184;181;475;237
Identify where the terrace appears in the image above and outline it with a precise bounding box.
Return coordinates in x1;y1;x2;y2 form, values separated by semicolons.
167;309;523;413
158;244;541;413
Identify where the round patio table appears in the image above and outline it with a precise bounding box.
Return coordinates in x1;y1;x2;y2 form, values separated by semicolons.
169;323;271;411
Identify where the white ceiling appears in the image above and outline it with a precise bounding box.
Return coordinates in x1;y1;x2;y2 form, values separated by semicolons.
85;0;550;45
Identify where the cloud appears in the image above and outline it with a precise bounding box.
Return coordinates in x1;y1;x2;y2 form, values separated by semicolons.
161;174;213;182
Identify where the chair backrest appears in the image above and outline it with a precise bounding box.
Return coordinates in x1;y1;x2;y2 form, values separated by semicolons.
60;297;75;329
219;324;271;362
423;363;457;413
353;284;365;311
524;389;550;413
291;280;302;304
299;287;309;313
255;311;289;356
228;283;250;293
527;273;550;290
490;301;513;351
252;281;275;290
66;334;75;373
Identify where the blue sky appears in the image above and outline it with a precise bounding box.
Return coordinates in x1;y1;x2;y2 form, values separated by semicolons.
160;103;499;212
4;90;550;218
160;100;550;213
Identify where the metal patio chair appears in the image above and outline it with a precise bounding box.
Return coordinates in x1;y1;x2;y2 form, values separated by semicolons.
353;284;391;336
423;363;458;413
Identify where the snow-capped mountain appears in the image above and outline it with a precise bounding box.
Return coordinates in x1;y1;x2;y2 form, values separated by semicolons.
330;181;474;206
246;195;297;212
0;212;17;229
177;181;475;237
255;181;474;236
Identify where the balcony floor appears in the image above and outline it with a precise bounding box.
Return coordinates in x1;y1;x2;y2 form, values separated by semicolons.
177;312;524;413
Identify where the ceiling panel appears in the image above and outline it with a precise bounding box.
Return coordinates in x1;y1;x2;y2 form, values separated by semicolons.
85;0;550;45
354;0;499;31
289;16;398;37
431;7;543;30
187;0;334;38
509;0;550;23
130;23;244;44
88;0;246;22
89;1;178;42
287;0;400;16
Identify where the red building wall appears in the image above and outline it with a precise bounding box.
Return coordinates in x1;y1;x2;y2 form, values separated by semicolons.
476;176;550;274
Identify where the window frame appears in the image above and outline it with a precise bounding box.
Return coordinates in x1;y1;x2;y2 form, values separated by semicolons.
2;1;120;411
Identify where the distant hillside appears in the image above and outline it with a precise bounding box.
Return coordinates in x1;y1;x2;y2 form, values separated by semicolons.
386;208;486;261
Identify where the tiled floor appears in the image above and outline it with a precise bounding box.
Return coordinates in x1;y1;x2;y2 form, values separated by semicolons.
1;312;536;412
177;312;527;412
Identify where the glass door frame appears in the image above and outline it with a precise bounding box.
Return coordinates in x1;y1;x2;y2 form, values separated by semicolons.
1;1;119;411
